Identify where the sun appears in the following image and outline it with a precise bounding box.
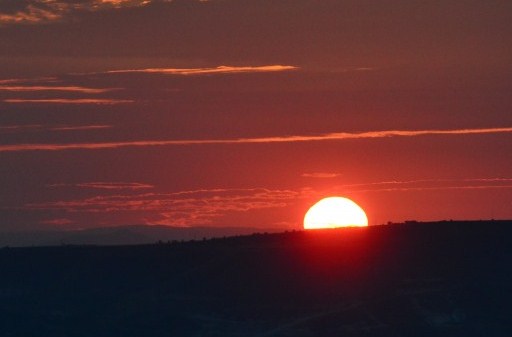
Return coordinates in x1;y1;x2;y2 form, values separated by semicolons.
304;197;368;229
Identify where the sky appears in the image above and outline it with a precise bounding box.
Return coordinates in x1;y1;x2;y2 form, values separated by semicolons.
0;0;511;231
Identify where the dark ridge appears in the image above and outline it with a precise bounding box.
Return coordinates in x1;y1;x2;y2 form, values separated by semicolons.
0;224;285;248
1;220;511;336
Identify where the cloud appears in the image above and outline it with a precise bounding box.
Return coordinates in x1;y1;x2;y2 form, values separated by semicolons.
22;179;512;226
350;184;512;194
0;124;44;132
40;218;74;226
3;98;133;104
25;187;301;226
0;77;59;84
0;3;60;25
302;172;342;178
0;77;124;105
324;66;376;74
327;178;512;194
50;125;112;131
48;182;154;190
0;85;116;93
0;126;510;152
0;0;156;25
104;65;299;75
0;124;111;134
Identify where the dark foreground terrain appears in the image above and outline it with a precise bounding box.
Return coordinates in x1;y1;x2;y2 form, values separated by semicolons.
1;220;511;336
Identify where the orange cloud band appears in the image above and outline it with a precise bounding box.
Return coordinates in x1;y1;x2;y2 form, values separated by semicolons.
4;99;133;104
0;127;510;152
0;86;115;93
105;65;299;75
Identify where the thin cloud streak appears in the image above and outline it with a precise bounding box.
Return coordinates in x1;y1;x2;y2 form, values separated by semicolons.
105;65;299;75
350;185;512;194
40;218;74;226
302;172;342;178
0;124;43;131
48;182;154;190
0;77;59;85
0;85;116;93
0;124;112;133
327;178;512;194
50;125;112;131
337;178;512;189
302;178;512;195
0;127;511;152
4;98;133;104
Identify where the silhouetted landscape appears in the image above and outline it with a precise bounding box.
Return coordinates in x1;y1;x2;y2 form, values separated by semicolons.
0;225;284;247
1;220;511;336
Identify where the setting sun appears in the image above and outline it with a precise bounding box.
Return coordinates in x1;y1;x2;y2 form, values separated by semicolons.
304;197;368;229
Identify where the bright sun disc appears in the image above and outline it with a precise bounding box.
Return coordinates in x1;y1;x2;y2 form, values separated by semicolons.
304;197;368;229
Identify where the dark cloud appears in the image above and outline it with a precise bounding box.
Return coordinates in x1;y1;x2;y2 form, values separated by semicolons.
0;1;34;15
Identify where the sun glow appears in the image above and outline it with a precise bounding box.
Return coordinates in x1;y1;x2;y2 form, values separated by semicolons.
304;197;368;229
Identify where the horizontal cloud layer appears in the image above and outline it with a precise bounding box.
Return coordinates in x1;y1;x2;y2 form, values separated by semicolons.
48;182;154;190
4;98;133;104
24;178;512;226
0;85;115;93
26;187;300;226
0;124;111;133
105;65;299;75
1;127;510;152
332;178;512;193
301;172;342;178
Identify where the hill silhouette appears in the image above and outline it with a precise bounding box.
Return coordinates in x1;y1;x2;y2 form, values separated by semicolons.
0;220;511;336
0;225;285;247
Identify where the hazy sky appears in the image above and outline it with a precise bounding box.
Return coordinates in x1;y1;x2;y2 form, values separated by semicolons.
1;0;511;231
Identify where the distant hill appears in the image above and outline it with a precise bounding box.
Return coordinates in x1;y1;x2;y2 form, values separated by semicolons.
0;224;285;247
0;220;511;336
